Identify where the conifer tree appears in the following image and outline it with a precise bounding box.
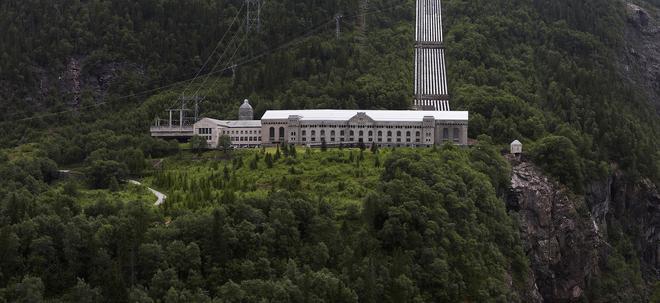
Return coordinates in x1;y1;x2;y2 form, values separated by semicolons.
223;165;230;181
274;146;281;161
290;145;297;158
265;153;274;168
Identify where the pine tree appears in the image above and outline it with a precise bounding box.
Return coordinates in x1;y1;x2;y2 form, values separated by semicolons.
274;146;281;161
249;154;258;170
223;165;230;181
290;145;297;158
265;153;274;168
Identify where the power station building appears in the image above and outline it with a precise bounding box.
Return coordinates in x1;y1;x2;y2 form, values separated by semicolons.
164;0;470;148
260;110;467;147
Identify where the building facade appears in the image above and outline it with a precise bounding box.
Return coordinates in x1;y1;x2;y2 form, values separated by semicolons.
194;118;262;148
260;110;468;147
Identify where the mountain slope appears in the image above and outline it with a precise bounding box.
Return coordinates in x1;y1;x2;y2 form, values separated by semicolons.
0;0;658;301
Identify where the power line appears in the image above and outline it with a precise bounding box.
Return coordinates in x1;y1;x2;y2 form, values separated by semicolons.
180;2;246;98
1;2;412;127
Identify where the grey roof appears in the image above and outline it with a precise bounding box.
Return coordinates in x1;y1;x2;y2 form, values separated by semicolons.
200;118;261;128
511;140;522;145
260;110;468;122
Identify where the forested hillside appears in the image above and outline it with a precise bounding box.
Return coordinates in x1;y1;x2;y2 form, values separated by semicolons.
0;0;659;302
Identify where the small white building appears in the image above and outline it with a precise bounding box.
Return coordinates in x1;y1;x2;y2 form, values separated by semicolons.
194;118;262;148
511;140;523;154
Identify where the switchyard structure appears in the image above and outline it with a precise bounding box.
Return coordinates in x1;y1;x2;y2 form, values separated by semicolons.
150;96;203;139
413;0;450;111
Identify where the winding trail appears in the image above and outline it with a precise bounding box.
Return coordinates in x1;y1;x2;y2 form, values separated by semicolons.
58;169;167;206
128;180;167;206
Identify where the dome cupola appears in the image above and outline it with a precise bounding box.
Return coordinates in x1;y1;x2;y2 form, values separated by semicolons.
239;99;254;120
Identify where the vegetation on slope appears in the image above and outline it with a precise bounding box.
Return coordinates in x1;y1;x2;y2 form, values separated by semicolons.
0;142;535;302
0;0;658;301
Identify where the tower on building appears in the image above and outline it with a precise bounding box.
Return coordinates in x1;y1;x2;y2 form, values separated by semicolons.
414;0;450;111
239;99;254;120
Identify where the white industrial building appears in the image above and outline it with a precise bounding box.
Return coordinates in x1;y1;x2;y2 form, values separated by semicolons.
260;110;468;147
192;104;468;148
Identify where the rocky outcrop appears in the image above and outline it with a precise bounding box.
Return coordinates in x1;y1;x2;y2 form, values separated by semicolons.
507;158;602;302
508;155;660;302
621;2;660;112
36;57;145;108
586;170;660;280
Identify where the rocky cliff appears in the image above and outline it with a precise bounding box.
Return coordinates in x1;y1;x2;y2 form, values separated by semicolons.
507;157;602;302
508;154;659;302
586;170;660;281
621;2;660;112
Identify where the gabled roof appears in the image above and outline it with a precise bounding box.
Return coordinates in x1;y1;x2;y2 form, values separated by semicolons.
260;110;468;122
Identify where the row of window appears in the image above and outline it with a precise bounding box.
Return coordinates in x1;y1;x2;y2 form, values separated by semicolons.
198;128;213;135
298;130;426;137
222;129;261;135
297;125;425;129
299;137;426;143
230;136;260;142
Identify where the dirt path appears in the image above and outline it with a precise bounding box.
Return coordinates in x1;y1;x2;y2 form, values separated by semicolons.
128;180;167;206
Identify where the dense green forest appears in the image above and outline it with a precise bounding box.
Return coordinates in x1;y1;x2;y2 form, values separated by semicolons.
0;0;659;301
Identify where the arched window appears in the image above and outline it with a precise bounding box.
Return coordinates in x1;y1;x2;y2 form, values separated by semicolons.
378;131;383;137
331;130;336;136
406;131;411;137
359;131;364;137
350;130;354;136
312;130;316;136
321;130;325;136
416;131;421;137
397;131;402;137
269;127;275;138
387;131;392;137
368;131;373;137
279;127;285;138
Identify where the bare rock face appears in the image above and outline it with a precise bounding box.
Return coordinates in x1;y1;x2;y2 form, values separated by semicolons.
586;170;660;280
507;159;601;302
621;2;660;112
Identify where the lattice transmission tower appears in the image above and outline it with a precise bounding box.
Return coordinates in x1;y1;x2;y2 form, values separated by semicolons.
357;0;369;43
246;0;263;33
